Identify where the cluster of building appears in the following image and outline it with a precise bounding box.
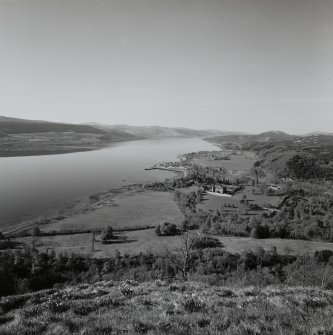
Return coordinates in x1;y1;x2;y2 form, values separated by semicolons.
207;184;241;196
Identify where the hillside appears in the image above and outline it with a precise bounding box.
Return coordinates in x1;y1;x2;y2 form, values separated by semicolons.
0;116;140;157
0;280;332;334
206;131;293;147
85;123;241;139
207;131;333;180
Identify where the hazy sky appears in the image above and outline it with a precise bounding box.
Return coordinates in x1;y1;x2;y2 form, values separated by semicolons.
0;0;332;134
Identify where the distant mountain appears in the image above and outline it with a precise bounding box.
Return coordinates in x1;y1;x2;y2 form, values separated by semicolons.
0;116;49;123
0;116;141;139
206;130;294;146
303;131;333;136
0;116;140;157
84;123;243;139
256;131;294;141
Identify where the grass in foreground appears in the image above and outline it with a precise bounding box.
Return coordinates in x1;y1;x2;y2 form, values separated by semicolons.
0;280;333;335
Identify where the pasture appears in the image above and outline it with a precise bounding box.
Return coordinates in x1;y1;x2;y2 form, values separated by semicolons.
42;190;184;232
16;228;333;258
232;185;283;208
191;153;257;173
198;193;245;213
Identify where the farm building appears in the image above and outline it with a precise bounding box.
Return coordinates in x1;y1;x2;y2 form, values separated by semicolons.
209;184;241;196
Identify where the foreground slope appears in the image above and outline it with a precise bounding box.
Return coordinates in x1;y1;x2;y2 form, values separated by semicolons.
0;280;332;335
0;116;140;157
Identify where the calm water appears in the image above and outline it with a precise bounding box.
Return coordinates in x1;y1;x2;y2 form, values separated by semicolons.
0;138;217;228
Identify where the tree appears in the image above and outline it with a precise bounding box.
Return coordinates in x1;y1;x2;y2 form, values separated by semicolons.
164;231;196;280
240;195;248;205
251;224;270;239
155;222;179;236
191;236;222;249
200;217;211;233
101;226;113;243
155;225;162;236
32;227;41;237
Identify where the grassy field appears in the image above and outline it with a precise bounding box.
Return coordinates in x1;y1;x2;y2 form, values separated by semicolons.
191;153;256;173
16;229;178;257
198;193;246;213
41;190;184;233
0;280;332;335
216;236;333;255
232;185;283;208
18;228;333;258
197;187;282;215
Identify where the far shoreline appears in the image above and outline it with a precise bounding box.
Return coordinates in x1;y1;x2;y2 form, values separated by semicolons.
0;138;145;158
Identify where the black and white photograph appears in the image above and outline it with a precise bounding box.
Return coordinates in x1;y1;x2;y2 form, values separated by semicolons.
0;0;333;334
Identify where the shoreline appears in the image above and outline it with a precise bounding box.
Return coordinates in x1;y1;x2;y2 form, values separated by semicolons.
0;147;102;158
146;166;188;178
2;146;246;235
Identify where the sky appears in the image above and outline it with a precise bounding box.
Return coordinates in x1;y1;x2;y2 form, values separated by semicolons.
0;0;332;134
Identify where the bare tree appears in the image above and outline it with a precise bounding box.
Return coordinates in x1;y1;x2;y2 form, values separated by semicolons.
90;230;96;257
164;231;197;280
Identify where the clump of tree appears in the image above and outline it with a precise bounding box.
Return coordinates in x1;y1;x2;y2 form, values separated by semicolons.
191;236;223;249
155;222;180;236
0;240;14;250
101;226;114;243
287;154;333;180
1;243;333;297
250;224;270;239
174;189;203;214
32;227;41;237
181;219;199;231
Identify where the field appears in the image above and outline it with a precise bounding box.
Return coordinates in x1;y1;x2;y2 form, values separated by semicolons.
1;280;333;335
11;189;184;256
191;153;257;178
216;236;333;255
7;147;332;262
198;193;248;213
14;229;174;257
40;190;184;233
16;227;333;258
232;185;283;208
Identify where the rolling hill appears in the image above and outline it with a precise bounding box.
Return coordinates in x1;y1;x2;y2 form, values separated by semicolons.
206;131;333;180
85;122;241;139
0;116;140;157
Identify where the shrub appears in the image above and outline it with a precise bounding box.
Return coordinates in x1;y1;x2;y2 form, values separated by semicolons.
71;302;96;316
154;226;161;236
101;226;113;243
155;222;179;236
32;227;41;236
191;236;223;249
182;294;207;313
251;225;270;239
120;284;134;298
47;300;70;313
0;241;14;250
20;305;44;318
132;320;154;334
0;315;14;325
0;296;28;313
